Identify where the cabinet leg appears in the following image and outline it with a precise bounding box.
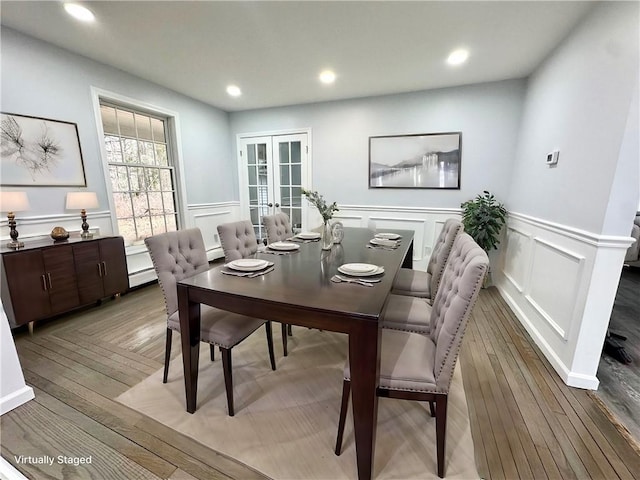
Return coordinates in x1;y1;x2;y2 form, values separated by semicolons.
28;321;34;336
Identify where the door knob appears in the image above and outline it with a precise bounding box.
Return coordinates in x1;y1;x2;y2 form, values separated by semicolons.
268;202;273;207
275;203;280;208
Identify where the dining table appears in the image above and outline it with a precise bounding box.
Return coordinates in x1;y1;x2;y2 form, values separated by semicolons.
177;226;414;480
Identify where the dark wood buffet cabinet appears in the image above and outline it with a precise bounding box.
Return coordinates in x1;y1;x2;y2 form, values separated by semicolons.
0;236;129;329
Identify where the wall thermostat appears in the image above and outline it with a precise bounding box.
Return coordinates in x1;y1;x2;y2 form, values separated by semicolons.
546;149;559;166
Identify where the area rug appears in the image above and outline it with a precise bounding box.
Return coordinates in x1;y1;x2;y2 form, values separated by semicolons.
116;327;478;479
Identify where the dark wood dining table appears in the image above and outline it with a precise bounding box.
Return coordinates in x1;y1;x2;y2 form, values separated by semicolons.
177;226;413;480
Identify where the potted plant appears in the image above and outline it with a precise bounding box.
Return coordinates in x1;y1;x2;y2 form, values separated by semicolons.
460;190;507;253
460;191;506;287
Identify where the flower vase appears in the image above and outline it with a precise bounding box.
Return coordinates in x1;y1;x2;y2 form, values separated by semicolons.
321;221;334;250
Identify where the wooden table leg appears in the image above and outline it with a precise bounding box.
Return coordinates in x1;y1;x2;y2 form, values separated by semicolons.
348;320;381;480
402;241;413;269
178;284;201;414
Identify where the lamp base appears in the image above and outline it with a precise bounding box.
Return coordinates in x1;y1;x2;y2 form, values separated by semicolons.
81;231;93;239
6;240;24;249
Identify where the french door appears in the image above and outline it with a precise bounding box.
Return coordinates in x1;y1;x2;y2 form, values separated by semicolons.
238;133;309;242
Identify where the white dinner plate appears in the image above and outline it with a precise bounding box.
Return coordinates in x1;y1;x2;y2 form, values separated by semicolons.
338;264;385;277
374;233;402;240
227;259;269;272
296;232;321;240
369;238;398;247
268;241;301;251
340;263;377;273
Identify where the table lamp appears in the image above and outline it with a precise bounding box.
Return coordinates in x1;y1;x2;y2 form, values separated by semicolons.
0;191;31;249
66;191;99;239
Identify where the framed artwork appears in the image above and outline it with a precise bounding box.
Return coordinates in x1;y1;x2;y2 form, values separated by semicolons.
0;112;87;186
369;131;461;189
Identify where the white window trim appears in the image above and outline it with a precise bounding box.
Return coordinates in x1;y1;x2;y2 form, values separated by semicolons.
90;87;189;245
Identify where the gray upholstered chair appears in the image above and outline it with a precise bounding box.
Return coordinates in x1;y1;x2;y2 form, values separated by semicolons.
216;220;259;263
335;232;489;478
262;212;294;244
262;213;295;341
392;218;463;300
624;213;640;268
217;220;291;356
381;294;433;334
145;228;276;416
384;219;463;334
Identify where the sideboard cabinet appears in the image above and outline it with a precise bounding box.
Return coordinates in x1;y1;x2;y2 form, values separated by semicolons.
1;236;129;328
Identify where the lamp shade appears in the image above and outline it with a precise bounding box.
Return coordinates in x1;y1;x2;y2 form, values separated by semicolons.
0;191;30;213
66;191;99;210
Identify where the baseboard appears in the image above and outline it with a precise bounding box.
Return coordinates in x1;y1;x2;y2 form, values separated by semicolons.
0;457;28;480
0;385;35;416
496;285;599;390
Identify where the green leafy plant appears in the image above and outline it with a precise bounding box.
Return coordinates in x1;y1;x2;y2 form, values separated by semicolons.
460;191;507;252
301;188;339;222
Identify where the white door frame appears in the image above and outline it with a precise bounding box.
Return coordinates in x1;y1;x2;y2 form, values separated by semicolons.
236;128;313;229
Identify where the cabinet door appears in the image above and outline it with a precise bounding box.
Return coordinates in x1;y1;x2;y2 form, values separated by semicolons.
2;250;51;324
73;242;104;304
99;237;129;296
42;245;79;315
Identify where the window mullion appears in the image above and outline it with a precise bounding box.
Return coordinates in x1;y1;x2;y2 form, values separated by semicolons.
100;102;179;245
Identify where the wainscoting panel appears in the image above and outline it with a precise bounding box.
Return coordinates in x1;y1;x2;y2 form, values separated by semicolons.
503;227;531;293
334;205;461;271
494;212;633;390
188;202;241;260
0;205;241;289
127;202;241;287
0;211;113;244
526;238;585;341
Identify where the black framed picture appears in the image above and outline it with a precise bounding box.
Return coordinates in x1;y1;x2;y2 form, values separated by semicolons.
369;132;461;189
0;112;87;186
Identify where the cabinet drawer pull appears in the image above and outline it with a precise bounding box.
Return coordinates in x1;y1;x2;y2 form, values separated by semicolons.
97;263;103;277
47;273;52;290
41;274;47;291
102;261;107;276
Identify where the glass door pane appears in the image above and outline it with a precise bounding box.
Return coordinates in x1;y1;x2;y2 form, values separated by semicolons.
240;133;307;240
273;137;304;230
244;140;273;242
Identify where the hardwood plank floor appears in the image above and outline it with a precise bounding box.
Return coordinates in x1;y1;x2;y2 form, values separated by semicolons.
596;266;640;442
459;287;640;480
2;283;639;479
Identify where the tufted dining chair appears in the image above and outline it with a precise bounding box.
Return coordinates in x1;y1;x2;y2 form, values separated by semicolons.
262;213;295;341
217;220;260;263
145;227;276;416
217;220;291;356
334;232;489;478
384;218;463;334
392;218;463;301
262;212;294;244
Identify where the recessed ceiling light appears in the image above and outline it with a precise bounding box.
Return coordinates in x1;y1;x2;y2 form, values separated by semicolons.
319;70;336;84
64;3;95;22
226;85;242;97
447;49;469;66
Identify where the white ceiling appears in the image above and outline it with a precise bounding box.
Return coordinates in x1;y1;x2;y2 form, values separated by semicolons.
1;1;594;112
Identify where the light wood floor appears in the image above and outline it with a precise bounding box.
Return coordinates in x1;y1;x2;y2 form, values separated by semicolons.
2;284;640;479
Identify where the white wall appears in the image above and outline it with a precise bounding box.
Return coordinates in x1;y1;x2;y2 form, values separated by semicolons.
0;302;34;415
1;27;234;219
1;28;238;286
229;79;526;209
496;2;639;388
506;2;639;236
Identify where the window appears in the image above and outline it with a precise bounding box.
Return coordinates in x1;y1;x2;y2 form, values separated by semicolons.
99;103;178;245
